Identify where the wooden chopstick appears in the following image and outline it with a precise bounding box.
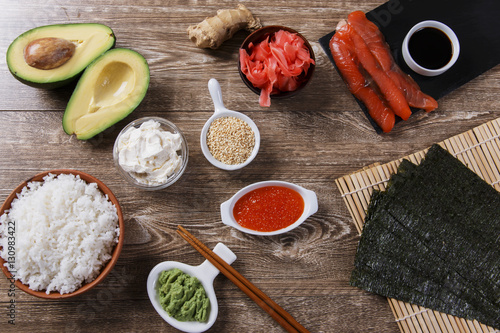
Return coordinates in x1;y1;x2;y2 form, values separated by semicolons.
176;225;310;333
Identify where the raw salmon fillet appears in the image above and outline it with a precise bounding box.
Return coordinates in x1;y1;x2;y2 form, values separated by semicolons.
347;11;438;112
330;23;395;133
347;24;412;120
329;11;439;132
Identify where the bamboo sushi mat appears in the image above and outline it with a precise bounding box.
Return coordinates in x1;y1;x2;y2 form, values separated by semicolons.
335;117;500;333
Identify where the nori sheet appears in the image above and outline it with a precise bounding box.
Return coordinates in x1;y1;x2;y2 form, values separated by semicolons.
376;146;500;297
353;206;499;325
350;144;500;328
383;147;500;302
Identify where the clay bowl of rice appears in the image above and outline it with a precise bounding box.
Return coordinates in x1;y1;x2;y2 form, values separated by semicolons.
0;169;124;299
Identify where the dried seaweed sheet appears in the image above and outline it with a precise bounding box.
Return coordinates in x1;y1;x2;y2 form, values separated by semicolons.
377;148;500;298
350;144;500;328
384;147;500;302
352;207;499;326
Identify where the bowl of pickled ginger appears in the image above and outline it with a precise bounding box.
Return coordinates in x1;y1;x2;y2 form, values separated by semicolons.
238;25;315;107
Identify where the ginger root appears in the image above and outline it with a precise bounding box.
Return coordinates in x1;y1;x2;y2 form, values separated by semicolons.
187;4;262;49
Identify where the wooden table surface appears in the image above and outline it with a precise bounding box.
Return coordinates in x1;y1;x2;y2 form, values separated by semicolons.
0;1;499;332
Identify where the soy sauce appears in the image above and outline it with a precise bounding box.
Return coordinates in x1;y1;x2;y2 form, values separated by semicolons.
408;27;452;70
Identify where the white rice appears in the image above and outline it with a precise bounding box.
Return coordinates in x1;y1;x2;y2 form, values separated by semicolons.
0;173;120;294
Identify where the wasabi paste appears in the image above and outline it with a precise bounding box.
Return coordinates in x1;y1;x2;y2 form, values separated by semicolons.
158;268;210;322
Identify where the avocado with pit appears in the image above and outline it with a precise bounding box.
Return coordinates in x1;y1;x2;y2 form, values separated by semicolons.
62;48;150;140
7;23;115;89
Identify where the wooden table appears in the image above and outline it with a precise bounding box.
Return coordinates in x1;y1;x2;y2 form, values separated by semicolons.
0;1;498;332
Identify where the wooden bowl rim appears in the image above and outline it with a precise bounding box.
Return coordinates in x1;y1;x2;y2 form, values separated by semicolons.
238;25;316;99
0;169;124;299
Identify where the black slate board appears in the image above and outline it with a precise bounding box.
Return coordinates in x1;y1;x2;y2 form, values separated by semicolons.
318;0;500;133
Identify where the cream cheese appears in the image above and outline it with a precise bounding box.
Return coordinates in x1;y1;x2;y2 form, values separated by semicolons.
117;119;182;185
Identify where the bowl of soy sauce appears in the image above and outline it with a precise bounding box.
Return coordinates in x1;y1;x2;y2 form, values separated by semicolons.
402;20;460;77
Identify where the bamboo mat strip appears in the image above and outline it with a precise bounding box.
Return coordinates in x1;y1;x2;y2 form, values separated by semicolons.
335;118;500;333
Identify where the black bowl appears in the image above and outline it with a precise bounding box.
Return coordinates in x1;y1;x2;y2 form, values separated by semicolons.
238;25;315;99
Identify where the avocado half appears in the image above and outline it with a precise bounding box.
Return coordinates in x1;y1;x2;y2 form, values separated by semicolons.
7;23;116;89
62;48;150;140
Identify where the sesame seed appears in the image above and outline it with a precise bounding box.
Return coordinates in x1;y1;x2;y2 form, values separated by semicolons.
206;116;255;165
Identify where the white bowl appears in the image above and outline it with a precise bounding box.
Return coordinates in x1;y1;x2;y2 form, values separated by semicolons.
220;181;318;236
147;243;236;333
113;116;189;190
402;20;460;77
200;79;260;171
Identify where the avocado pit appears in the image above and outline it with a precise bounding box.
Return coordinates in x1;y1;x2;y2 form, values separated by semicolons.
24;37;75;70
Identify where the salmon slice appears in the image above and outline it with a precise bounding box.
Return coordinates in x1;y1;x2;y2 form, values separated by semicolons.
330;24;395;133
387;68;438;112
347;11;438;112
347;11;392;71
346;23;412;120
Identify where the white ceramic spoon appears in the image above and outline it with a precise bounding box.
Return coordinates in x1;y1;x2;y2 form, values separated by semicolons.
147;242;236;333
200;78;260;170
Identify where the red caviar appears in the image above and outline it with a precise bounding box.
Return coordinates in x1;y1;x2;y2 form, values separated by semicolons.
233;186;305;232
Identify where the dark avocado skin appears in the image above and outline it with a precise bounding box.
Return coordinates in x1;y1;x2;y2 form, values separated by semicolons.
6;23;115;89
8;69;81;90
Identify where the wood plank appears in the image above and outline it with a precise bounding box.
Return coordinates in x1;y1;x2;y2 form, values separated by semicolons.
0;0;499;332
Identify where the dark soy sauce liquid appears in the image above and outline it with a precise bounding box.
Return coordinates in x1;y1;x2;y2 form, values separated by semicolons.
408;27;453;70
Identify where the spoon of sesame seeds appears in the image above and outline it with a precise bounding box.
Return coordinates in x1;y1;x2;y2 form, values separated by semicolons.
200;78;260;170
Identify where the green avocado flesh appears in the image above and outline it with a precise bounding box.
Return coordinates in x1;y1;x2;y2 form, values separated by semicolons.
6;23;115;89
158;268;210;322
62;48;150;140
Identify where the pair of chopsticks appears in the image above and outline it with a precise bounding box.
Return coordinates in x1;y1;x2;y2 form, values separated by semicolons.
176;225;310;333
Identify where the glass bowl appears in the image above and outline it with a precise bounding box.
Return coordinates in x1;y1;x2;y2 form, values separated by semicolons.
113;116;189;190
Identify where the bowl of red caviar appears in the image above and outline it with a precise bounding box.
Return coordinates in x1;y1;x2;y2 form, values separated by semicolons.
220;181;318;236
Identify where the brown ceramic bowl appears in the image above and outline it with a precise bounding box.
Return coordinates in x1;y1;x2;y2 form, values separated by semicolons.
0;169;124;299
238;25;315;99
